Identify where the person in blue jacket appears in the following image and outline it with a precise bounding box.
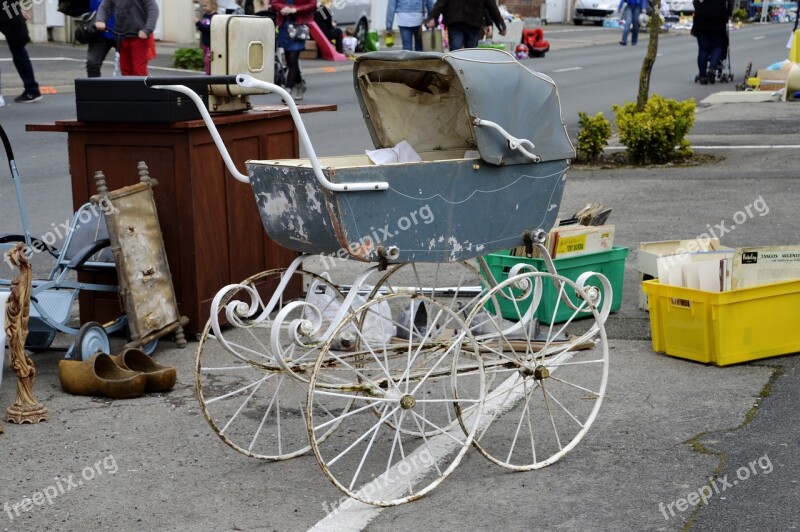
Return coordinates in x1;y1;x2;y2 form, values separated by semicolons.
87;0;116;77
386;0;434;51
618;0;646;45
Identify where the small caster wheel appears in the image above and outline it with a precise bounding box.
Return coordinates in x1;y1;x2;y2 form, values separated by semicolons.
67;321;110;361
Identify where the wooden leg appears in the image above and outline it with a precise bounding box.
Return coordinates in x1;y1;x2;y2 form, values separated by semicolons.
4;243;48;425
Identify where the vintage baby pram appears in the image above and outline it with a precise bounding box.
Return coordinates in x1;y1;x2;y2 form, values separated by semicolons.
147;48;613;506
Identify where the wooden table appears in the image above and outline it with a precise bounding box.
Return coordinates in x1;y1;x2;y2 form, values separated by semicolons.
28;104;335;335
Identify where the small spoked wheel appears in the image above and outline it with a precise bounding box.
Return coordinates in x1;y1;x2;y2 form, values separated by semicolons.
72;321;110;361
307;294;485;506
196;268;351;460
463;270;610;471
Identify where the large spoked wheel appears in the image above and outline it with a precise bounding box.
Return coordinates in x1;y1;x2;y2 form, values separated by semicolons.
363;262;496;437
196;268;352;460
307;294;485;506
462;270;610;471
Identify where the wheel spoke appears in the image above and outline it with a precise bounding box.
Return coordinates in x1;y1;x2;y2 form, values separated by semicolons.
326;406;400;467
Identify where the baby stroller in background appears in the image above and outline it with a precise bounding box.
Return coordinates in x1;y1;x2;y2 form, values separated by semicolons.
695;27;734;84
0;124;127;359
255;8;306;92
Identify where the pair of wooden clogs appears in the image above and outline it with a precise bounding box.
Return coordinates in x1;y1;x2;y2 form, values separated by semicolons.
59;348;176;399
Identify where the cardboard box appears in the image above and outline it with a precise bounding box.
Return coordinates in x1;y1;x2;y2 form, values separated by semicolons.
300;39;318;59
731;246;800;289
637;238;726;310
756;69;788;91
548;224;615;259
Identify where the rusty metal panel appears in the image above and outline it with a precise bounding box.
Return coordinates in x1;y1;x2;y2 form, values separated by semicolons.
247;157;567;263
92;164;183;342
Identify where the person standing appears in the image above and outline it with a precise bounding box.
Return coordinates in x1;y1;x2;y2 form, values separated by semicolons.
87;0;117;77
386;0;434;52
196;0;218;74
425;0;505;51
617;0;646;46
691;0;732;84
272;0;316;101
0;0;43;104
96;0;159;76
316;0;344;54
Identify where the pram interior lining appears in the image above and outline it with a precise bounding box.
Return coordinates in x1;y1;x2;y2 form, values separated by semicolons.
355;59;475;153
253;149;473;169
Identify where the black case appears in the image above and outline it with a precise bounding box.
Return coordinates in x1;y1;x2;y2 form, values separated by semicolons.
75;77;209;123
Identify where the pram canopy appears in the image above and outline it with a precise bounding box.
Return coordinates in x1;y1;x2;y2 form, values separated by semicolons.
353;49;574;166
247;49;574;263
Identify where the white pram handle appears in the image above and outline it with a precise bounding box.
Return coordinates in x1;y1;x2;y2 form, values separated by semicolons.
473;118;542;163
144;74;389;193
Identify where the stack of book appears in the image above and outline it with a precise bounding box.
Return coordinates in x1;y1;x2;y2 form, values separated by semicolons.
509;203;615;259
655;245;800;292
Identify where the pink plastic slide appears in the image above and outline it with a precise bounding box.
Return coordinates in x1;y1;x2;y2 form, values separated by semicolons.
309;21;347;62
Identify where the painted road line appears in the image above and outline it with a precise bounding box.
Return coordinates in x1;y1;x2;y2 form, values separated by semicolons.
310;350;575;532
552;67;583;73
605;144;800;150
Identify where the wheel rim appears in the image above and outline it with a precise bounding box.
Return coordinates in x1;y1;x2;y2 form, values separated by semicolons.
78;323;109;361
195;269;351;461
355;20;367;52
307;294;484;506
462;271;610;471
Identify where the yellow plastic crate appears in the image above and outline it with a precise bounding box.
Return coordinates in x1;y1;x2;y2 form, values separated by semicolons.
642;279;800;366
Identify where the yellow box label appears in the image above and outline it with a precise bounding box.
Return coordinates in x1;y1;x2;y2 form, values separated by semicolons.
556;234;586;255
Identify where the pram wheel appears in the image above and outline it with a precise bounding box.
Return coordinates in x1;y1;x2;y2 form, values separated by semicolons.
195;268;351;460
140;339;158;356
26;330;56;351
306;294;485;506
461;270;610;471
71;321;111;360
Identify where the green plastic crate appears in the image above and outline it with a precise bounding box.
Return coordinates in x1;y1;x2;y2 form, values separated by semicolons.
481;247;630;324
477;42;507;51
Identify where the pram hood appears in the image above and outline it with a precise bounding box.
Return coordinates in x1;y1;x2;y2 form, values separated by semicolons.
353;48;575;166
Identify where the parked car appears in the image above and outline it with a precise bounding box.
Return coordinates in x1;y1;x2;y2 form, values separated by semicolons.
573;0;620;25
329;0;371;52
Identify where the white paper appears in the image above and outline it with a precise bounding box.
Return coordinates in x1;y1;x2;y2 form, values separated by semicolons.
366;140;422;165
657;254;691;287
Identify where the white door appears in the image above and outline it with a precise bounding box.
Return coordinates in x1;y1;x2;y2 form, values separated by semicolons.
45;0;65;26
546;0;566;22
154;0;164;40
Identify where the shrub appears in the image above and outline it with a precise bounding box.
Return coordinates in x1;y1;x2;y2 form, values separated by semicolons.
613;95;695;165
732;7;748;21
576;111;612;164
173;47;205;71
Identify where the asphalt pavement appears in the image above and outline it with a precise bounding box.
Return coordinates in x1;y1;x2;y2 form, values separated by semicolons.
0;29;799;531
